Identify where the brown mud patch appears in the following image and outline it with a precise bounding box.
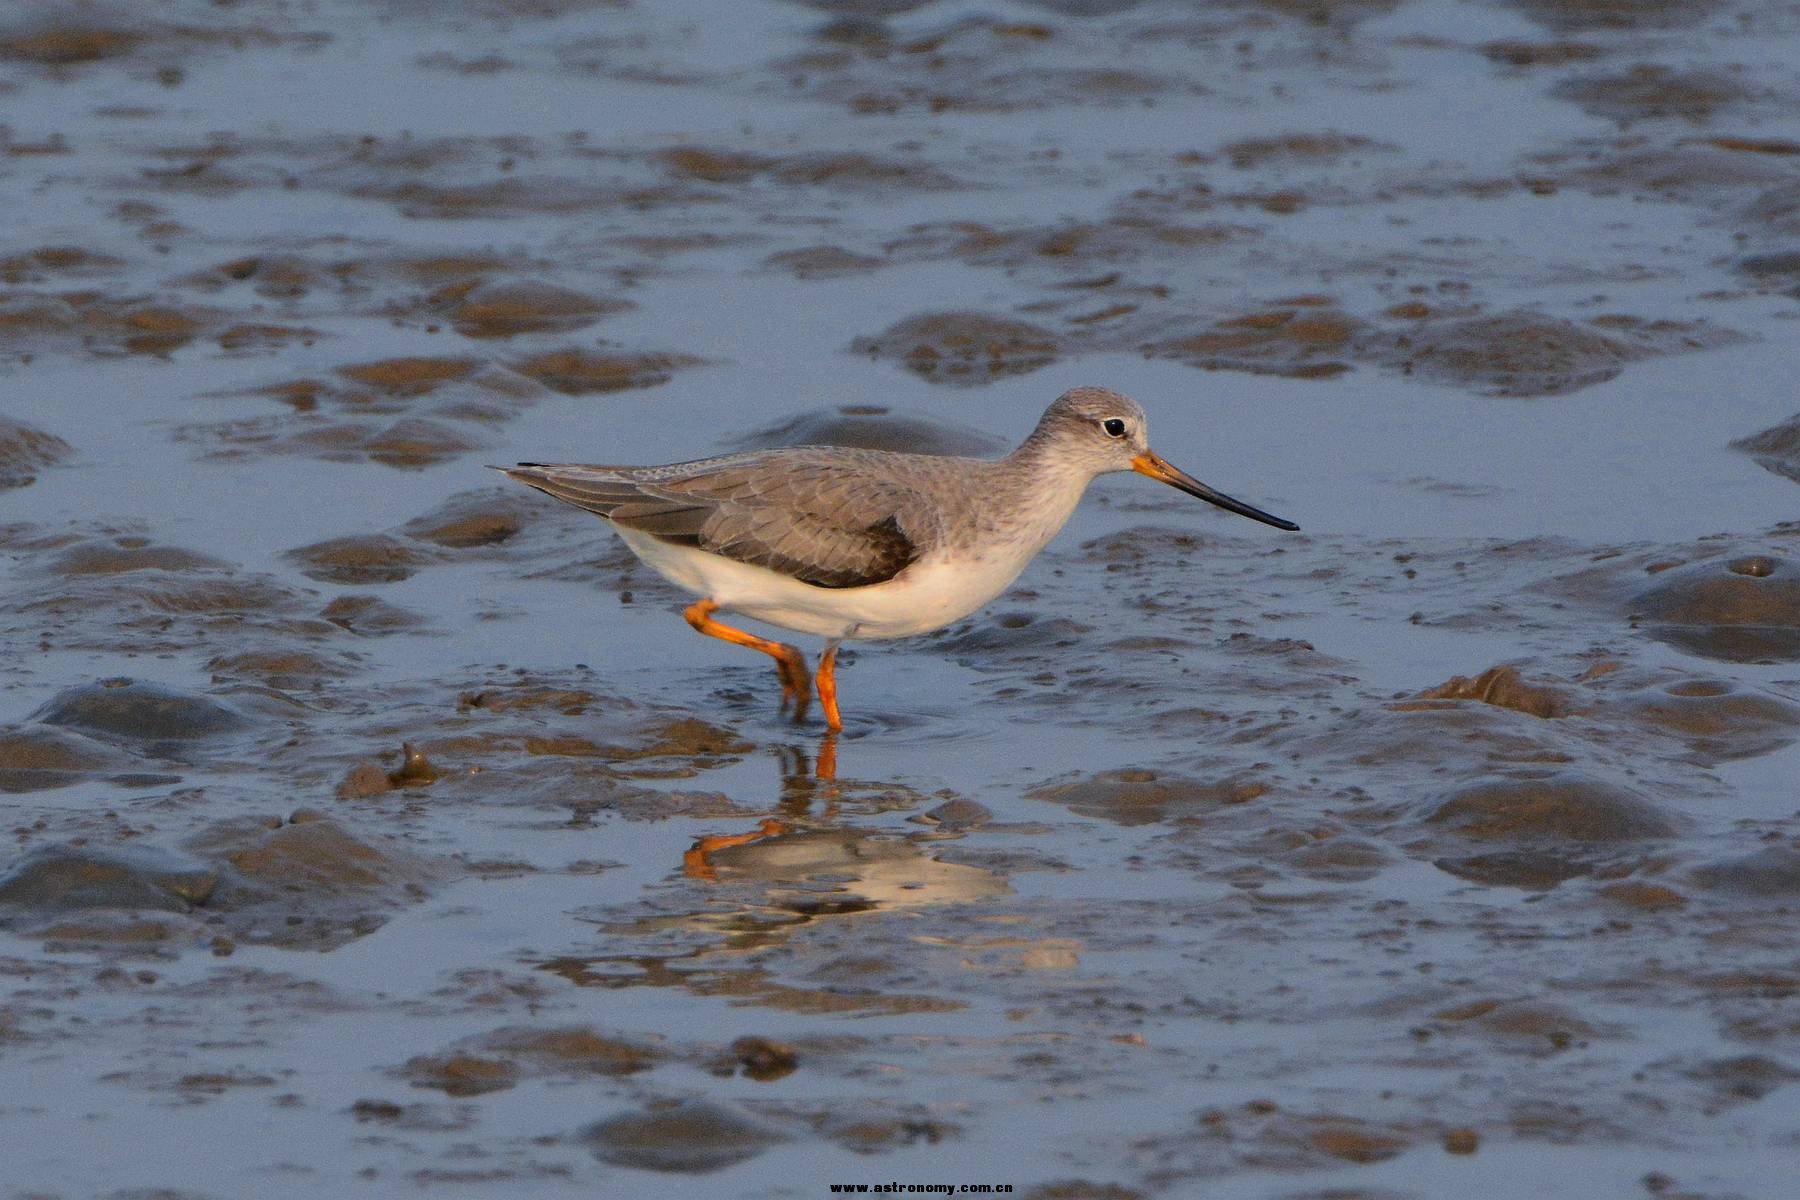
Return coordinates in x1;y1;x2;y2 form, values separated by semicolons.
34;677;251;749
180;812;441;950
727;406;1006;457
661;145;960;191
850;311;1062;385
774;16;1189;116
1028;768;1270;827
1632;554;1800;662
1616;679;1800;763
46;539;232;575
1689;846;1800;898
1358;310;1733;397
1404;665;1574;719
763;245;883;278
435;280;630;339
0;845;217;919
583;1100;788;1173
1143;303;1358;380
510;347;704;395
482;1026;662;1077
188;362;550;469
0;725;130;793
319;593;427;636
1427;774;1676;842
1428;998;1604;1056
0;416;72;487
1505;0;1722;32
284;533;436;585
1421;773;1677;887
1732;413;1800;484
0;245;125;283
336;355;483;395
1555;66;1758;125
401;487;539;549
0;292;230;358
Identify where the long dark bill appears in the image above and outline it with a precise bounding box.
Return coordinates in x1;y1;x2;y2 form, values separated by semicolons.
1131;451;1299;532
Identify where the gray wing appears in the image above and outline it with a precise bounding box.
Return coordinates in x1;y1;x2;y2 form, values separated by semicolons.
497;452;928;589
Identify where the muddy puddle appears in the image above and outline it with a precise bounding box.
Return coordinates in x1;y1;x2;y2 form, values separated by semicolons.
3;0;1799;1196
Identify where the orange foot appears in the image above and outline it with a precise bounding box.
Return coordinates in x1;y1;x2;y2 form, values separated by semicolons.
684;599;812;722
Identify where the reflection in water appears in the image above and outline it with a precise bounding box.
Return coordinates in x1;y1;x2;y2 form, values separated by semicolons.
699;828;1006;910
682;817;784;881
682;733;839;878
542;752;1006;1011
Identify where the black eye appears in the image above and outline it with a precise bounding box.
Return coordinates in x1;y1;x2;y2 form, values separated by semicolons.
1102;418;1127;438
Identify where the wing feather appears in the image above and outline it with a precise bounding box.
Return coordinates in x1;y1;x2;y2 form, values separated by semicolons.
497;454;928;588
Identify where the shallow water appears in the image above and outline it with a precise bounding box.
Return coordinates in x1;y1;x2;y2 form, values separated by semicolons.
3;1;1800;1197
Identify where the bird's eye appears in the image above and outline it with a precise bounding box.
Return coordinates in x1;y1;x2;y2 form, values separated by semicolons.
1102;418;1127;438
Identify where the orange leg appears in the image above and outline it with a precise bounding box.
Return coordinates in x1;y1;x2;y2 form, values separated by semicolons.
815;643;843;733
684;599;812;721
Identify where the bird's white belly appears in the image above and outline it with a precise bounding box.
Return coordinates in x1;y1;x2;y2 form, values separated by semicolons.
615;528;1033;641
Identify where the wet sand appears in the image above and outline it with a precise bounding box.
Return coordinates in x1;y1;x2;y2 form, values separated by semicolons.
2;0;1799;1196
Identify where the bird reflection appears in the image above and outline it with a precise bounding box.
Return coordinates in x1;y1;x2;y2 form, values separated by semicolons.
685;733;836;878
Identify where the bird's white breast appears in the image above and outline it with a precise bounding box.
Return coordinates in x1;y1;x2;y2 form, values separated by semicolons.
616;528;1050;641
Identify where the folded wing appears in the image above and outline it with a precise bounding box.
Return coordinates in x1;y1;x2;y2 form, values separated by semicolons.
498;453;926;589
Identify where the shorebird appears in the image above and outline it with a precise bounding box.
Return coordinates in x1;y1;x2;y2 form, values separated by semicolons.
498;386;1297;732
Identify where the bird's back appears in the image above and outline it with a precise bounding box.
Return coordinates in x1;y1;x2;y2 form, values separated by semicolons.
499;445;1018;589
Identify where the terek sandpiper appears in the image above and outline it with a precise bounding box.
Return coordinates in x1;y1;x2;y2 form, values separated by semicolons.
499;386;1298;731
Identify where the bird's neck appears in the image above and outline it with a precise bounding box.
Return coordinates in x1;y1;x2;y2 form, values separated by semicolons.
988;437;1099;554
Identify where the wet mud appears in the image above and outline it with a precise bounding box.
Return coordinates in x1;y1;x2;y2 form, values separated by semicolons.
3;0;1800;1196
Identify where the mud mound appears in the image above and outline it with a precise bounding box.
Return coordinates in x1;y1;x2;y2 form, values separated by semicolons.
1632;554;1800;662
763;245;882;278
1028;768;1268;826
510;347;703;395
1406;665;1573;718
1731;413;1800;484
727;407;1005;456
1427;775;1676;842
319;593;426;635
363;417;491;468
1555;66;1752;124
1143;304;1357;380
850;311;1061;385
1618;679;1800;763
1362;311;1643;396
1689;846;1800;897
401;487;538;548
336;355;482;396
35;678;249;748
1745;180;1800;237
0;26;141;66
0;292;224;357
582;1101;788;1173
1422;773;1676;888
1507;0;1721;32
48;539;231;575
284;534;434;584
402;1054;518;1096
0;845;217;917
438;280;630;339
1481;40;1602;68
0;416;71;488
1221;132;1390;169
478;1026;662;1076
0;726;129;793
187;814;439;949
1428;998;1602;1056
